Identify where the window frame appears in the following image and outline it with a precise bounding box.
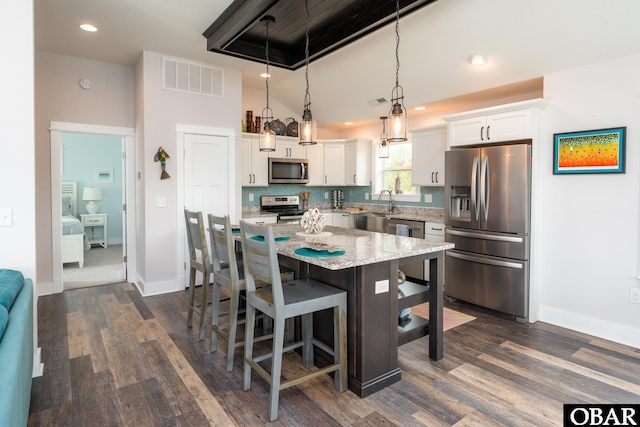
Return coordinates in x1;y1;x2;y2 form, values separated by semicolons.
371;138;421;203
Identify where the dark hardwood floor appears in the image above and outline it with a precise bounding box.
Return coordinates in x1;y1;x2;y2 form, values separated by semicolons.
29;282;640;426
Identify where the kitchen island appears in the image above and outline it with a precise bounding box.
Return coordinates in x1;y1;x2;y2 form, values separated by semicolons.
262;224;454;397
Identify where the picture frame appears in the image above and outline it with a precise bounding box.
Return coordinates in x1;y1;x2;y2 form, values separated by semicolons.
95;168;114;183
553;127;626;174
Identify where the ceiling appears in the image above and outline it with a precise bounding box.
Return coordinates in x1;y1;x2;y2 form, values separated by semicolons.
35;0;640;129
203;0;438;70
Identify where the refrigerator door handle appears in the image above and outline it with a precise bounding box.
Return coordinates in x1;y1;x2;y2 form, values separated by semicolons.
447;251;523;269
480;155;490;220
471;156;480;220
447;228;524;243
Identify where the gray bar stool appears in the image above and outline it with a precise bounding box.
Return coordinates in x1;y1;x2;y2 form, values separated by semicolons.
239;221;348;421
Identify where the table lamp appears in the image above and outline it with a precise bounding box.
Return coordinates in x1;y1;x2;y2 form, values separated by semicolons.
83;187;102;214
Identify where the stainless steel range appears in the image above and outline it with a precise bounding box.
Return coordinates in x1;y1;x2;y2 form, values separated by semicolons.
260;195;306;222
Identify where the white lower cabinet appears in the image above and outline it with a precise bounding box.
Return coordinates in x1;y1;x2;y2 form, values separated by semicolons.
332;212;351;228
424;222;445;280
242;215;277;225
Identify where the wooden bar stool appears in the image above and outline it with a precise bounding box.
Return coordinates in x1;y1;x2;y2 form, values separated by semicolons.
239;221;348;421
208;214;273;371
184;209;212;341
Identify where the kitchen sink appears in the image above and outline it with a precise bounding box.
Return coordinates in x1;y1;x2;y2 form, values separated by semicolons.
350;212;388;233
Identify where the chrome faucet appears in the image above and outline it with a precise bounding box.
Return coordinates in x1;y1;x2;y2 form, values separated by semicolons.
378;190;395;213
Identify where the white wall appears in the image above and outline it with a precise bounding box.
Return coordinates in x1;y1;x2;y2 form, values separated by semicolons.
541;53;640;348
34;51;134;287
1;0;36;280
135;51;242;295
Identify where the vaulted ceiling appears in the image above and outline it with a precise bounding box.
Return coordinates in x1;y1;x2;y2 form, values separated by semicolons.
34;0;640;129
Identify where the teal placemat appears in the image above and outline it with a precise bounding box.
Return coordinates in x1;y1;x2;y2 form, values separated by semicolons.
294;247;345;257
250;235;290;242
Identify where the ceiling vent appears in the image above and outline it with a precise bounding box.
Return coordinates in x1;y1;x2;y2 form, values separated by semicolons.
367;97;388;106
163;57;223;96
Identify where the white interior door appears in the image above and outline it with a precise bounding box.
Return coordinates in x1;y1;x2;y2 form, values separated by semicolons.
183;133;229;287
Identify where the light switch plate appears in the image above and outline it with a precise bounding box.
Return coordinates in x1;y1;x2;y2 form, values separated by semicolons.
375;279;389;294
0;208;12;226
156;197;167;208
424;194;432;203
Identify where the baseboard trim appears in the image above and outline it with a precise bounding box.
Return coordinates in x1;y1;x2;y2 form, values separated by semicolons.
540;305;640;349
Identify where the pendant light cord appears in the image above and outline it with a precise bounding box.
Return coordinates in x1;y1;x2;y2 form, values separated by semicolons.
304;0;311;110
394;0;400;90
265;20;271;111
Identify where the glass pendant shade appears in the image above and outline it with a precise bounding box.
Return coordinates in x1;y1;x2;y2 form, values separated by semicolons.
259;115;276;151
379;116;389;158
299;108;317;145
388;97;408;142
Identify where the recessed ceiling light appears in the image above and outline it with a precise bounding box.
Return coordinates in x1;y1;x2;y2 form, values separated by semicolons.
79;23;98;32
344;122;353;126
414;106;426;111
260;72;271;78
468;54;488;66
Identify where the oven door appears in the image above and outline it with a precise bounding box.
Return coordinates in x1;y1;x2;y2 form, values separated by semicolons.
277;214;304;224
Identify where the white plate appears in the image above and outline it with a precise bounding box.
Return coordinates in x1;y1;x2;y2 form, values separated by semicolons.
295;231;332;237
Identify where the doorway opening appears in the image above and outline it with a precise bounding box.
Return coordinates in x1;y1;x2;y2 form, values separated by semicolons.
50;122;136;294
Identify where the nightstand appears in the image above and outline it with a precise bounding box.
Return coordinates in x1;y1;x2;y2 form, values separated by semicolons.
81;213;108;248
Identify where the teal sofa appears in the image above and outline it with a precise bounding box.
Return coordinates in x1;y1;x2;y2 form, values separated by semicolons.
0;270;34;427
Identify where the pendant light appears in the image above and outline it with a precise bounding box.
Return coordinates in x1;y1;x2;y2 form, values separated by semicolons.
298;0;317;145
379;116;389;158
259;16;276;152
387;0;408;142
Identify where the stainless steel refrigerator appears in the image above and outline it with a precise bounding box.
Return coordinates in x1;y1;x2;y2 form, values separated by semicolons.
444;143;531;322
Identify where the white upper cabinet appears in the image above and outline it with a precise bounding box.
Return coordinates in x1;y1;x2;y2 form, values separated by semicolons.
269;136;307;159
444;99;548;147
344;138;371;186
306;143;325;186
241;134;269;186
411;125;446;187
322;141;346;186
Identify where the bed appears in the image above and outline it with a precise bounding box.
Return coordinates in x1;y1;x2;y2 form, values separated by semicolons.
62;182;90;268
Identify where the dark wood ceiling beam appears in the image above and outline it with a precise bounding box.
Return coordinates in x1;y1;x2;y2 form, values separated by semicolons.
203;0;438;70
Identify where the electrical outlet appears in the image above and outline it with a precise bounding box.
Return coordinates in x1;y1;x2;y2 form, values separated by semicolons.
424;194;433;203
324;192;329;199
365;192;369;200
375;279;389;294
249;193;254;202
630;287;640;304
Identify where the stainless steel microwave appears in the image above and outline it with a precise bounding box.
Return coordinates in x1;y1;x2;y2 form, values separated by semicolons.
268;158;309;184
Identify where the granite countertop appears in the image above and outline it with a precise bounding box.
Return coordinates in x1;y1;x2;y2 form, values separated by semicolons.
261;224;453;271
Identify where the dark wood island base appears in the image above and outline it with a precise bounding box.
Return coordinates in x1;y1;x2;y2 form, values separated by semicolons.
278;250;444;398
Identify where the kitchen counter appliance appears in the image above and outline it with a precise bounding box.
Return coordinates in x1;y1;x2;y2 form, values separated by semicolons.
260;195;307;222
444;142;531;322
268;158;309;184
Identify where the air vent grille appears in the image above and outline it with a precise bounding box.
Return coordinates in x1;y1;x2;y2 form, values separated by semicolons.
367;97;388;106
163;57;223;96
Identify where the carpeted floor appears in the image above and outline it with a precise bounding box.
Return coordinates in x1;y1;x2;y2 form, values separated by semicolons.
63;244;126;290
410;302;476;331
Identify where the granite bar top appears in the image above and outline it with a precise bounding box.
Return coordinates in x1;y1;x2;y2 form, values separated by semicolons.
260;224;454;271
